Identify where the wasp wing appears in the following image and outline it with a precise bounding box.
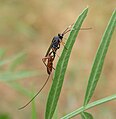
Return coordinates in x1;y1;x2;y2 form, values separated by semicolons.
45;40;53;57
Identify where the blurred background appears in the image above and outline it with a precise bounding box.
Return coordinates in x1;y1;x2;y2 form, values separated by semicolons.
0;0;116;119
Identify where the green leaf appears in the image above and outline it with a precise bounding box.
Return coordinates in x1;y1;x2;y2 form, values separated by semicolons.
0;113;11;119
8;82;32;97
61;94;116;119
31;92;37;119
81;112;93;119
9;52;26;71
0;48;6;59
0;71;38;81
45;7;89;119
83;9;116;106
0;52;26;67
53;106;58;119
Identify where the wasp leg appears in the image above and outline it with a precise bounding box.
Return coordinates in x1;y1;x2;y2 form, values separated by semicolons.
42;49;54;66
42;56;49;68
42;56;55;70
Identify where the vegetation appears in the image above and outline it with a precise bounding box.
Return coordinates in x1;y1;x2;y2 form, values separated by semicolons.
0;2;115;119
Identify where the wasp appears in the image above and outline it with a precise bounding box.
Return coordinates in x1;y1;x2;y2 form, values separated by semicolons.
42;24;91;73
42;24;73;74
18;24;91;110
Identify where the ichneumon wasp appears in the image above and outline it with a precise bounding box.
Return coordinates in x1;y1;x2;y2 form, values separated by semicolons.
18;24;91;110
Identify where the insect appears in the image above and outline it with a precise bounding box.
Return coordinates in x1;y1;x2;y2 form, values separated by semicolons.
18;24;92;110
42;24;74;73
42;24;92;73
46;55;55;75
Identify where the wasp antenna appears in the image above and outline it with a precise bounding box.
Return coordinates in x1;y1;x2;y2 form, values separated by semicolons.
62;23;74;35
18;75;50;110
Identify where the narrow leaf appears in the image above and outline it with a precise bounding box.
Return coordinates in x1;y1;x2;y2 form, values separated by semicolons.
0;48;6;59
0;52;26;67
31;93;37;119
61;94;116;119
81;112;93;119
9;52;26;71
84;9;116;106
32;101;37;119
53;106;58;119
0;71;38;81
8;82;32;97
45;7;89;119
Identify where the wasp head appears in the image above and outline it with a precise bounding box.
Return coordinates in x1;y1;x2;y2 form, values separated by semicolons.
58;33;63;39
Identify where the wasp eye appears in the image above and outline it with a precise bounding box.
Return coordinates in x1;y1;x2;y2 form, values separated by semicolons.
58;33;60;36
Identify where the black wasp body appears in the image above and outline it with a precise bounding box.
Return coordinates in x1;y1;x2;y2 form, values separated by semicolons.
51;34;63;57
44;23;74;59
52;34;63;48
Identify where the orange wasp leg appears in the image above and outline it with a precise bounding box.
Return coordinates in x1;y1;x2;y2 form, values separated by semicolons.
42;56;55;70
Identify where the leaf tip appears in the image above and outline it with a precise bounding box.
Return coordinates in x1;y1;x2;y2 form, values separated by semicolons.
86;5;89;9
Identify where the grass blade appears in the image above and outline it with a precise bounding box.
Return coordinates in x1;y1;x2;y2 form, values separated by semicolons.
8;82;32;97
31;94;37;119
81;112;93;119
0;48;6;59
9;52;26;71
32;101;37;119
61;94;116;119
45;7;89;119
0;52;26;67
0;71;38;81
83;9;116;106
